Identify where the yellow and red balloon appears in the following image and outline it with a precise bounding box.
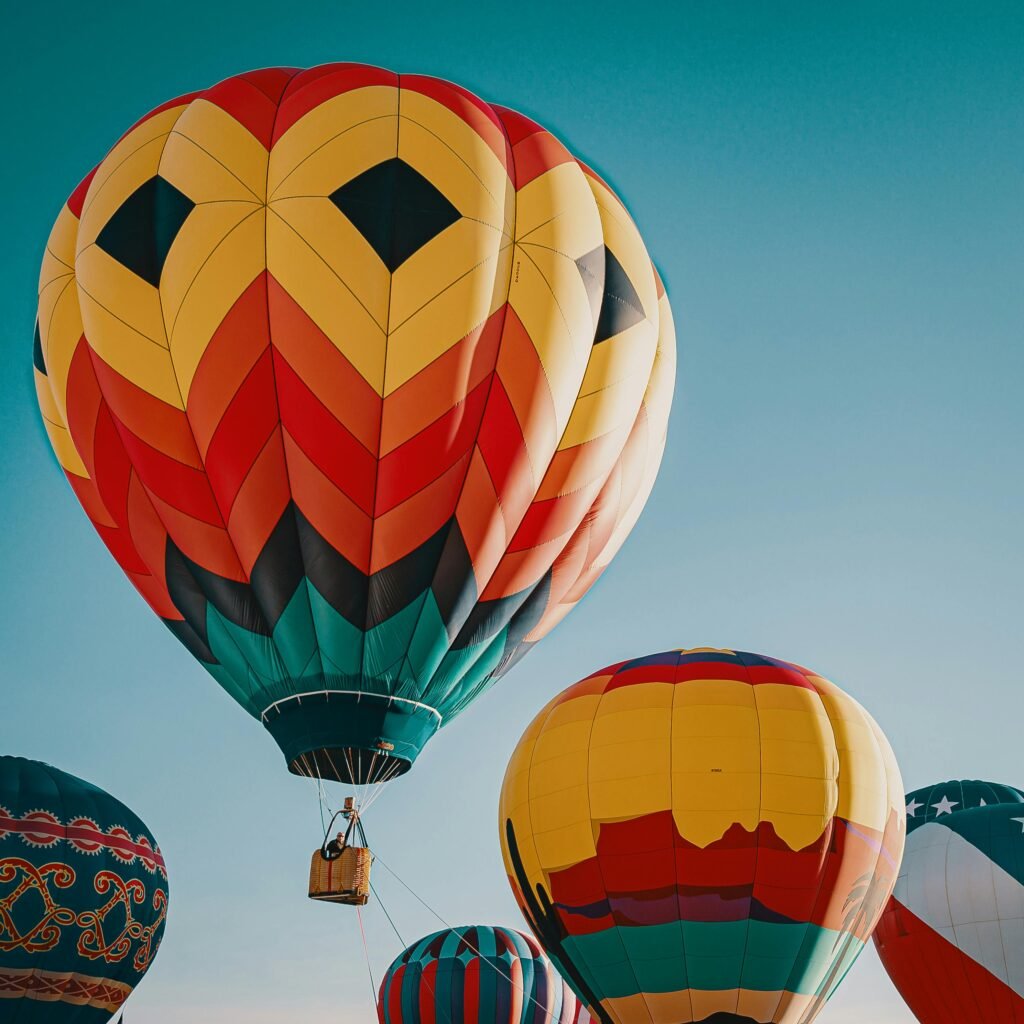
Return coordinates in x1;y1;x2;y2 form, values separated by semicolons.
499;648;905;1024
34;65;675;784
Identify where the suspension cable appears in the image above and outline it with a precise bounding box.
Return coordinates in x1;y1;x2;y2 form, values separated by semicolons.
355;906;378;1010
372;876;453;1024
372;854;553;1019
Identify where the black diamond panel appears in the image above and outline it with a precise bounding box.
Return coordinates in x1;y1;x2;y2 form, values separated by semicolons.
329;158;461;272
593;247;646;344
96;176;195;287
574;245;605;326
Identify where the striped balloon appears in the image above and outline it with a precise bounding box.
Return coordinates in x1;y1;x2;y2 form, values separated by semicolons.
873;779;1024;1022
378;925;578;1024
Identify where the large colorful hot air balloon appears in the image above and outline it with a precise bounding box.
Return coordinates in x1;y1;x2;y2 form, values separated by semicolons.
0;756;168;1021
378;924;578;1024
34;64;675;787
873;779;1024;1022
499;648;905;1024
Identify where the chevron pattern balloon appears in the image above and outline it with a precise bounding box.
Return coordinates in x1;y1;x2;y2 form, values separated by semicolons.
500;649;906;1024
873;779;1024;1022
0;756;168;1022
378;925;578;1024
33;65;675;784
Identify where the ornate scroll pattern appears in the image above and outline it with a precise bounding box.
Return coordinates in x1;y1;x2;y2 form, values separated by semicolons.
0;859;77;953
0;856;167;971
77;871;168;970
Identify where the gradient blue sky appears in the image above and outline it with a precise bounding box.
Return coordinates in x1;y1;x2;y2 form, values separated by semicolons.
2;2;1022;1020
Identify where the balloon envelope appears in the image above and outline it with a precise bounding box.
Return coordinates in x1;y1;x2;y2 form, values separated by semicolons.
873;779;1024;1022
377;924;578;1024
0;756;168;1021
34;64;675;784
499;648;905;1024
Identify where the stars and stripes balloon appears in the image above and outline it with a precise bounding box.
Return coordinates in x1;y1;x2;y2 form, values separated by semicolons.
873;779;1024;1023
377;925;579;1024
0;756;168;1022
499;648;906;1024
33;65;675;786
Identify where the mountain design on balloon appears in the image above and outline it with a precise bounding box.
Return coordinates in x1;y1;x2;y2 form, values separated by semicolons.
500;649;906;1024
34;65;675;786
539;815;894;931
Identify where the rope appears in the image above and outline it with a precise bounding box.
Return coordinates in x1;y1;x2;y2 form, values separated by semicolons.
372;875;453;1024
356;906;378;1010
373;854;553;1019
370;880;405;948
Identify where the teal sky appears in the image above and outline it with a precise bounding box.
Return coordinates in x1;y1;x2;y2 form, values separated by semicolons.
2;2;1022;1020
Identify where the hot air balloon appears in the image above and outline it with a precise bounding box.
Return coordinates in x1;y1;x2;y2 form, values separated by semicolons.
378;924;578;1024
873;779;1024;1022
33;64;675;790
499;648;906;1024
0;756;168;1021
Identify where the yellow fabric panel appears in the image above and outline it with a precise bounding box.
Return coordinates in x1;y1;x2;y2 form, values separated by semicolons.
270;195;390;330
510;244;594;436
39;204;78;281
398;95;512;231
36;272;78;429
755;683;838;839
586;286;676;575
266;208;387;393
502;160;601;448
40;416;86;477
528;711;596;867
387;212;503;324
531;694;600;763
34;371;62;430
576;324;656;400
75;289;182;409
157;200;263;342
812;673;900;833
756;688;838;844
864;697;907;831
76;244;168;350
516;161;602;242
270;114;398;202
80;107;185;221
169;208;268;400
166;98;270;201
812;676;890;832
267;86;399;197
558;374;648;450
384;227;511;395
588;683;672;823
502;691;598;875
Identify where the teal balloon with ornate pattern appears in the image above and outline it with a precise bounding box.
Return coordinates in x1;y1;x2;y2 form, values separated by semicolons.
0;756;168;1022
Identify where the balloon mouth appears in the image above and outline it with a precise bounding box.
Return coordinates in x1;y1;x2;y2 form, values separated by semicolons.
260;691;442;785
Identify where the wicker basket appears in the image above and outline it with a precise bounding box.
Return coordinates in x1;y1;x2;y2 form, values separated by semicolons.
308;846;373;905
